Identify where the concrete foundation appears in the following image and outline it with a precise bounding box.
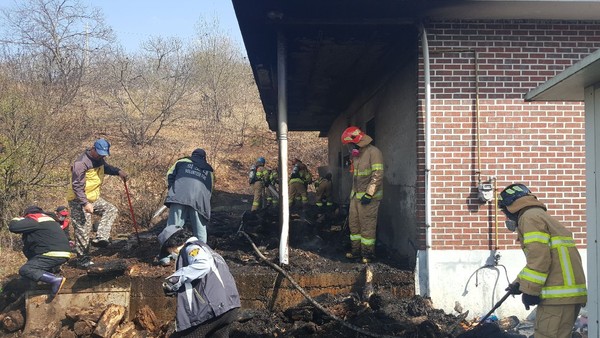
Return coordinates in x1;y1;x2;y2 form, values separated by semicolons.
25;268;415;333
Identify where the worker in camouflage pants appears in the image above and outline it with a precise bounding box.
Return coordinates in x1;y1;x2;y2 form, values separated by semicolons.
68;197;118;255
67;139;127;268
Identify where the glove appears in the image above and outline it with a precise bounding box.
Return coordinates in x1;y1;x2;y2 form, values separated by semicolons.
360;194;372;205
505;282;522;295
162;276;181;297
522;293;540;310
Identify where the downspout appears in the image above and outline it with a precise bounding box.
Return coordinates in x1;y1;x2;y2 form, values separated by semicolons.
422;24;432;297
277;31;290;265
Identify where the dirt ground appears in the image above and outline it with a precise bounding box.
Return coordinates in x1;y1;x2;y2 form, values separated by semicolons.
0;190;541;337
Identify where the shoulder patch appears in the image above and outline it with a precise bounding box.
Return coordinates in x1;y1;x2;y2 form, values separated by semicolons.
189;248;200;257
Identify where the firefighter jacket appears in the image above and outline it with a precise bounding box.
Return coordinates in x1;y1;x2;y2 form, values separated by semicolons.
350;135;384;200
248;164;266;185
165;155;214;221
266;169;279;187
508;195;587;305
290;163;312;186
315;177;333;205
168;238;240;332
9;213;71;259
67;149;122;205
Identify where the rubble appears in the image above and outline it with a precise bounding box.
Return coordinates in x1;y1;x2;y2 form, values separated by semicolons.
0;194;574;337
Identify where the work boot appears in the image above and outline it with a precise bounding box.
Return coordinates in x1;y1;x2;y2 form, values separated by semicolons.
75;256;94;269
346;251;360;260
39;273;66;297
91;237;110;248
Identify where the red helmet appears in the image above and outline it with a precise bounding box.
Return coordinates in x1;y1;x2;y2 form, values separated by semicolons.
341;126;365;145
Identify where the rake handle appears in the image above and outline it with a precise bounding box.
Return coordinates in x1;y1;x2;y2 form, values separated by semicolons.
124;180;141;243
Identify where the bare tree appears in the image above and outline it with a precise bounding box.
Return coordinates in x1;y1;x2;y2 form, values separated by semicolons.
97;37;195;146
0;0;114;110
190;18;266;167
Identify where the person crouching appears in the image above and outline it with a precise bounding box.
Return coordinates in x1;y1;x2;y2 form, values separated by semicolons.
159;225;240;337
9;206;71;298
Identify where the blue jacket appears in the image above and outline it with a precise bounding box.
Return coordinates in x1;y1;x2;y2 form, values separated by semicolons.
168;239;240;331
165;155;214;220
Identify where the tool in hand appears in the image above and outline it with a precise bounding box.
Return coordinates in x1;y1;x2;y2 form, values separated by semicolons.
124;180;141;243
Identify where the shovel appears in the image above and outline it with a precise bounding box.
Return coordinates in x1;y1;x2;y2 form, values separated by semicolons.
478;289;512;325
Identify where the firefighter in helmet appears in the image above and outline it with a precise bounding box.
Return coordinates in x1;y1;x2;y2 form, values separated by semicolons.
499;183;586;338
249;157;267;213
341;126;384;263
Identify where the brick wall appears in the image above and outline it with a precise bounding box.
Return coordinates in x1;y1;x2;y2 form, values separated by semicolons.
417;20;599;250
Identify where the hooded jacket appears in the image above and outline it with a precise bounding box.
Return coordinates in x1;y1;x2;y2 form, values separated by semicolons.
165;154;214;220
508;195;587;305
350;135;384;200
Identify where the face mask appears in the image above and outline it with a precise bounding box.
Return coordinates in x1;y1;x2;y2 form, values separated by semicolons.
348;144;360;157
505;219;517;232
501;207;518;232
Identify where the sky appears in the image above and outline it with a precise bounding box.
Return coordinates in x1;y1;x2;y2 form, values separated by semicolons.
90;0;244;52
0;0;245;53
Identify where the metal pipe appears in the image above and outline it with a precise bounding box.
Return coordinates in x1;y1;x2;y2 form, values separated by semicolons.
475;51;482;184
277;31;290;265
422;24;432;297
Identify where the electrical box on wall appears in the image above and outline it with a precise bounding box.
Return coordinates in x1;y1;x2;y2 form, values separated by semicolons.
478;183;494;202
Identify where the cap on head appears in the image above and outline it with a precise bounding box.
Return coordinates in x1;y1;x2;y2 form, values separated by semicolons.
257;157;266;165
158;225;184;248
191;148;206;158
23;205;44;216
158;224;184;260
93;138;110;156
341;126;365;145
56;206;69;216
498;184;531;209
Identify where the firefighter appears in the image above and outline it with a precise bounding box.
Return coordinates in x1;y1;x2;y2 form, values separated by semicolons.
289;158;312;210
315;172;333;209
341;126;384;263
499;184;587;338
249;157;267;212
265;166;280;208
314;172;334;222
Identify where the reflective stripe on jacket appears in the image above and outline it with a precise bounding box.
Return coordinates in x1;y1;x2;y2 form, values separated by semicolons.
516;204;587;305
9;214;71;259
349;142;383;200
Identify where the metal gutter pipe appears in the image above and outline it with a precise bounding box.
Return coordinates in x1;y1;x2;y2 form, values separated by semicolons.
277;31;290;265
422;24;432;297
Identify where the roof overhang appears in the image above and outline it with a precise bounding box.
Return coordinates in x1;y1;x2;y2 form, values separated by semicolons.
525;48;600;101
232;0;600;131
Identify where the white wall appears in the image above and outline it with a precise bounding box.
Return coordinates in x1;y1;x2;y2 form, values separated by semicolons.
585;84;600;337
417;249;588;321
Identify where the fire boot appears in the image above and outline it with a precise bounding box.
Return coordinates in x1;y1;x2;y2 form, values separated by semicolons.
39;273;66;297
346;240;361;260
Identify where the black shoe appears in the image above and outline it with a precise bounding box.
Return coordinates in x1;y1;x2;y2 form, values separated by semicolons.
76;256;94;269
91;238;110;248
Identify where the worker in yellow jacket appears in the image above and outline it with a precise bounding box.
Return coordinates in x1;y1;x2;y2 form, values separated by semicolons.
499;183;587;338
341;126;383;263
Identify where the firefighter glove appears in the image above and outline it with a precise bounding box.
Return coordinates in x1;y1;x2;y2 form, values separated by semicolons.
360;194;372;205
521;293;540;310
505;282;522;295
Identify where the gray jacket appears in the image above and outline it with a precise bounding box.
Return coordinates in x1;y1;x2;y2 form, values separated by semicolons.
165;156;214;220
173;240;240;331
